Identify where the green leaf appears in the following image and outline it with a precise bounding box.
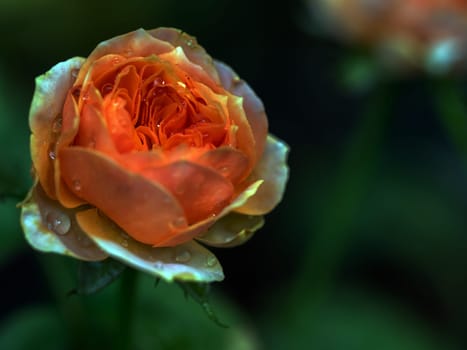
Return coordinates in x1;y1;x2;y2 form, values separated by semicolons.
176;281;228;328
71;259;126;295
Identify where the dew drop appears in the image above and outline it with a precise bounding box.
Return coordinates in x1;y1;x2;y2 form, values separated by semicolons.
206;255;217;267
45;211;71;235
120;239;128;248
185;38;194;47
48;150;56;160
71;69;79;79
154;262;164;270
72;180;82;191
219;166;229;174
171;216;186;228
153;77;166;86
52;116;62;133
175;250;191;263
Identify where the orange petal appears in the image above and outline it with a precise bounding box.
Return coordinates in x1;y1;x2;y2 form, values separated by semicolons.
54;93;86;208
76;208;224;282
75;29;174;87
141;161;234;224
196;147;250;185
235;135;289;215
196;212;264;248
59;147;187;246
20;183;108;261
29;57;85;199
214;60;268;158
158;179;264;247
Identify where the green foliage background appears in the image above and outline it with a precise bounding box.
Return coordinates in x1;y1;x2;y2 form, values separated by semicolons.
2;0;467;349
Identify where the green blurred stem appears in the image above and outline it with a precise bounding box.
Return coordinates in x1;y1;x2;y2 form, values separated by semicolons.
117;269;138;350
432;78;467;172
303;87;392;301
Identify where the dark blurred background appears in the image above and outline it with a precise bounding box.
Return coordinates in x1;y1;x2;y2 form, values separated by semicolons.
2;0;467;349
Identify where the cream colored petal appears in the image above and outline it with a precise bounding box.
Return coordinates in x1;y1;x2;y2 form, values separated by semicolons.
20;183;107;261
76;209;224;282
29;57;85;199
196;213;264;248
235;135;289;215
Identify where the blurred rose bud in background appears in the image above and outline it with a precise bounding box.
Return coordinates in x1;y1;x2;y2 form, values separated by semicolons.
310;0;467;74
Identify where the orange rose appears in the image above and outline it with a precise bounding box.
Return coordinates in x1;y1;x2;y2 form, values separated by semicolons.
20;28;289;282
312;0;467;73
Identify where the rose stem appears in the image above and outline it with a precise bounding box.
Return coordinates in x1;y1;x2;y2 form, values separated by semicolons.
116;268;138;350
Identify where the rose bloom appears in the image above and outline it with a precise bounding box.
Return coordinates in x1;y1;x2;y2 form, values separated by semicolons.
311;0;467;73
20;28;289;282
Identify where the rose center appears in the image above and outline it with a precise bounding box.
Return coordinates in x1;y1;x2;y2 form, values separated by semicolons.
95;60;230;153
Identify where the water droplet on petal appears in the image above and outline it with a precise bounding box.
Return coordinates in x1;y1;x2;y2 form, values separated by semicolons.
48;150;56;160
175;250;191;263
71;69;79;79
219;166;229;174
171;216;186;229
45;211;71;235
72;180;82;191
154;261;164;270
52;116;62;133
153;77;166;86
120;239;128;247
206;255;217;267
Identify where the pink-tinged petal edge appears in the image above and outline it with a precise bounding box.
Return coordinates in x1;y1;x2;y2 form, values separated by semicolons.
76;209;224;282
20;182;107;261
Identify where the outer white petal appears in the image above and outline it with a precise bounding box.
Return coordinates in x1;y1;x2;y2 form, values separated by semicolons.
76;209;224;282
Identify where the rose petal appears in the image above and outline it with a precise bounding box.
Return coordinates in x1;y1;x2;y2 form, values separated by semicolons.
20;183;107;261
75;29;175;86
29;57;85;199
141;161;234;223
76;208;224;282
196;213;264;248
149;27;221;84
235;135;289;215
158;45;220;91
214;60;268;158
196;146;250;185
59;147;188;246
156;179;263;247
